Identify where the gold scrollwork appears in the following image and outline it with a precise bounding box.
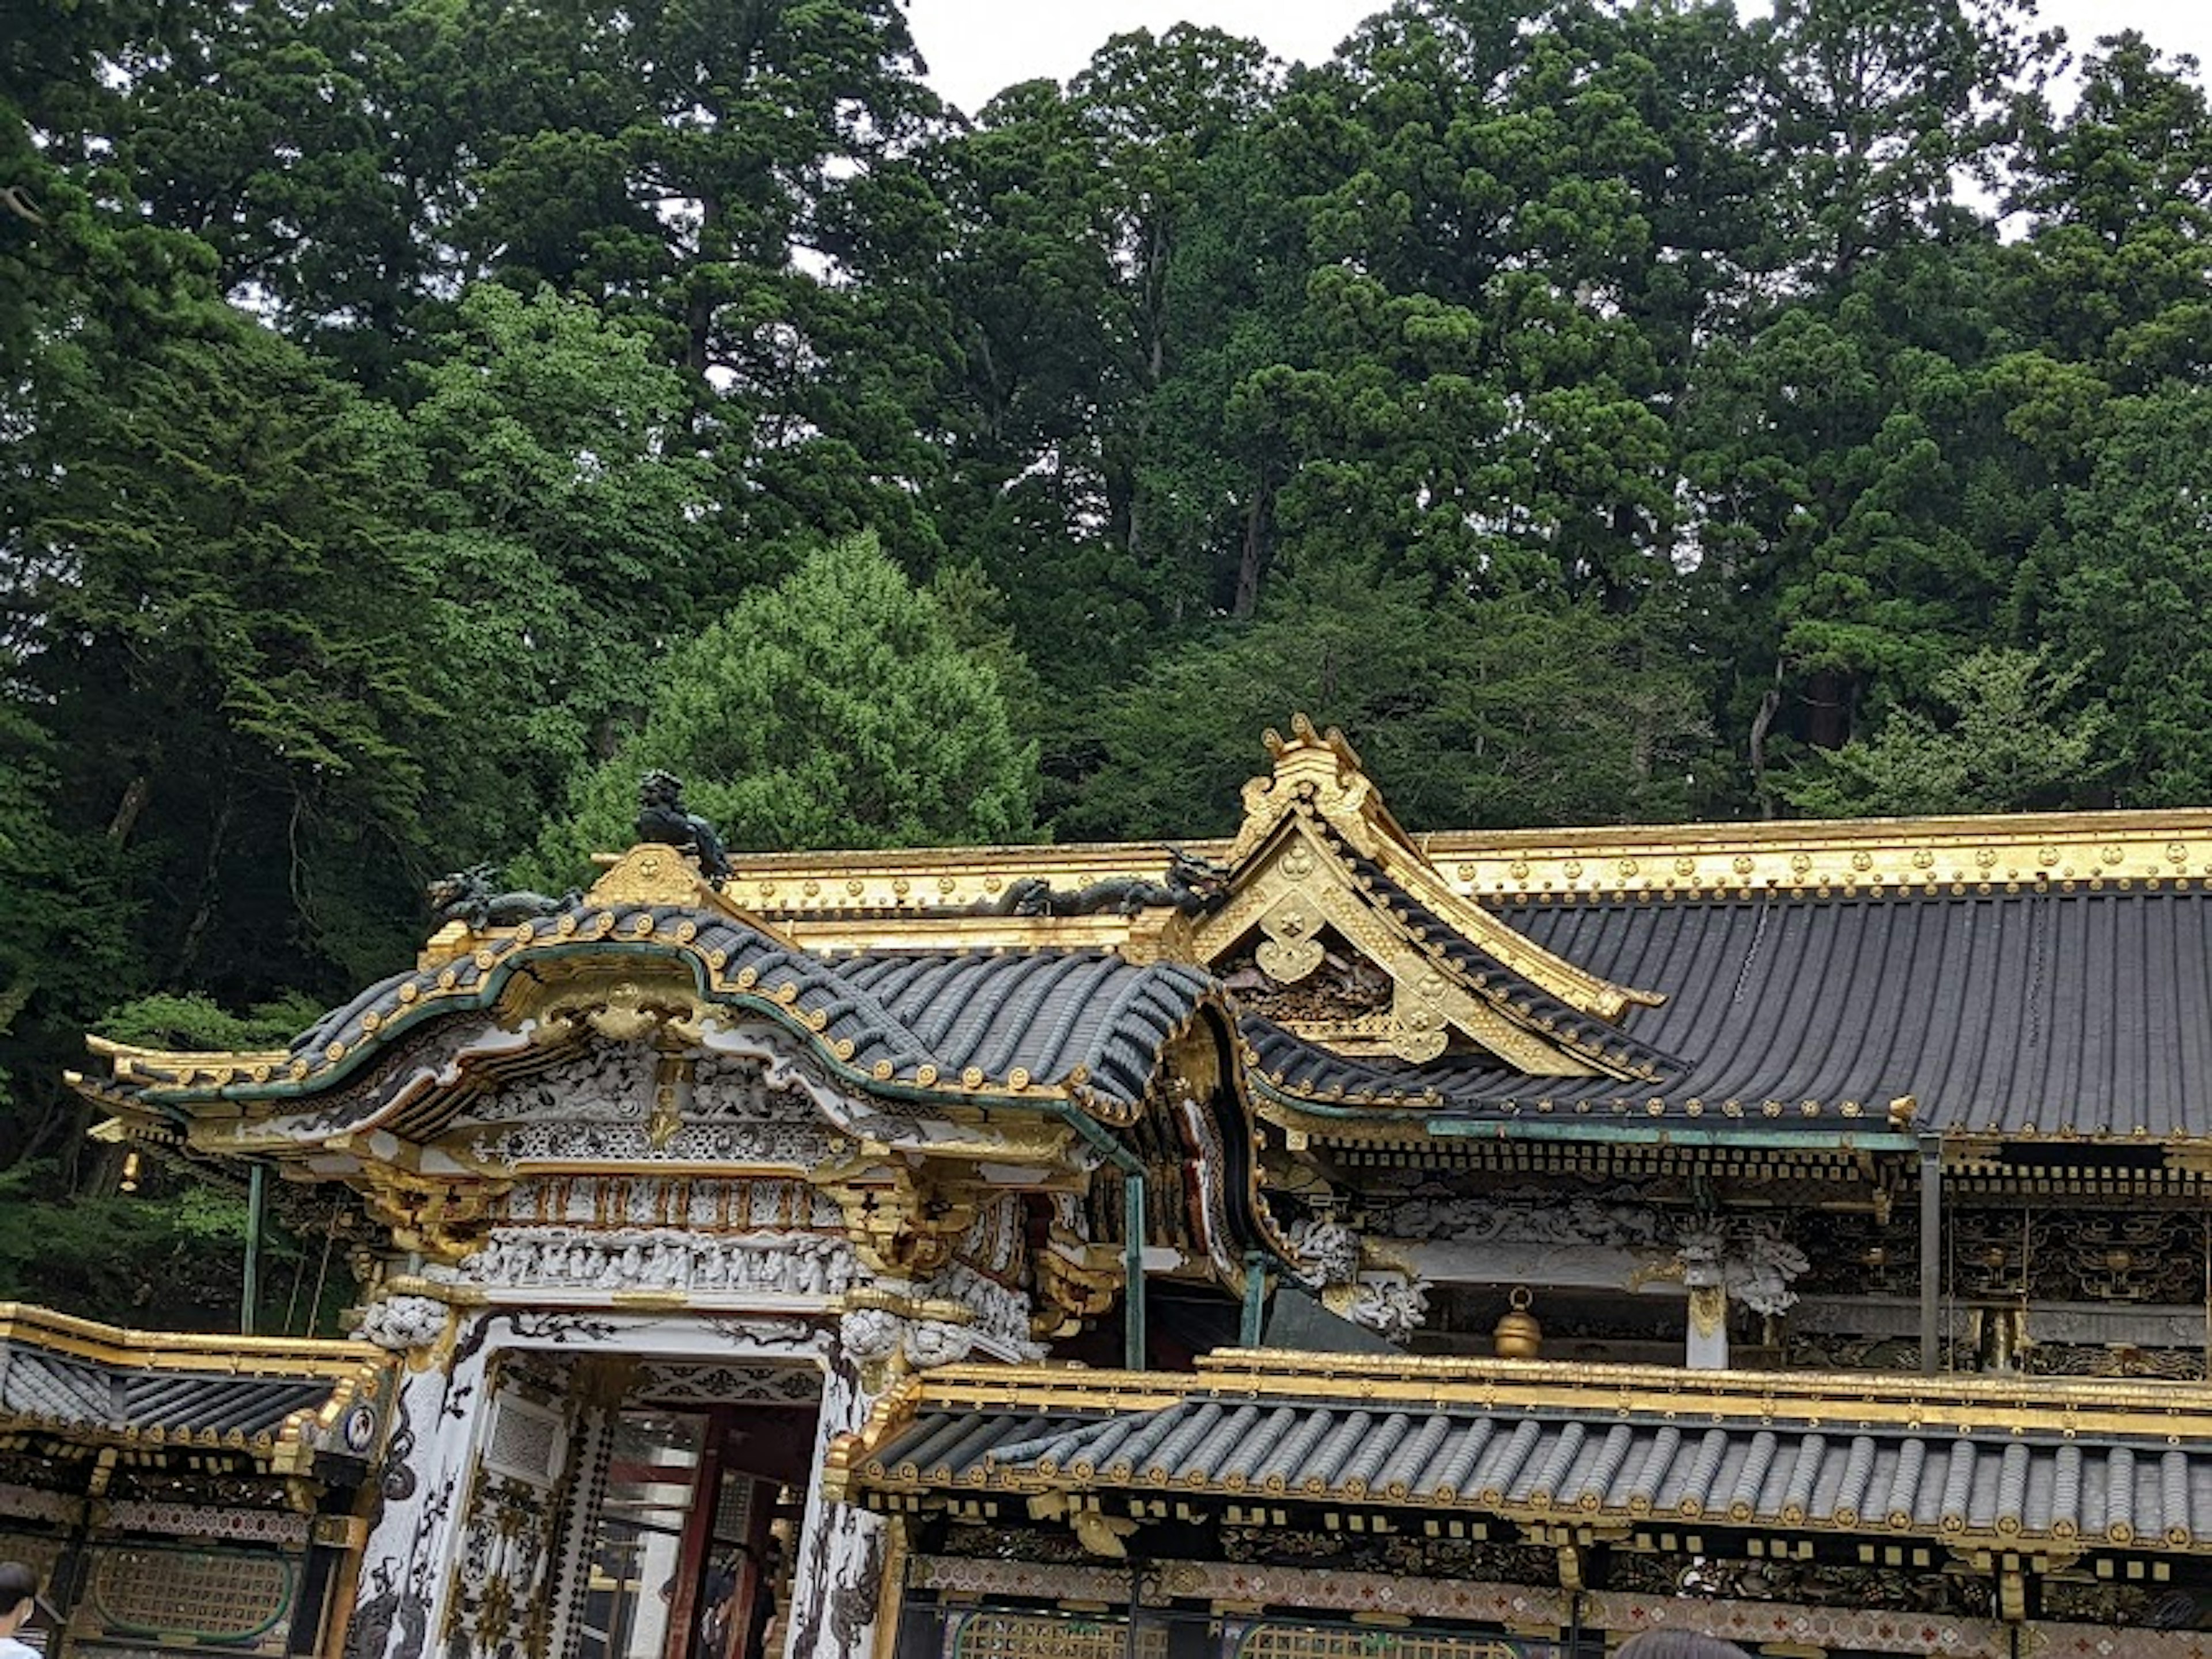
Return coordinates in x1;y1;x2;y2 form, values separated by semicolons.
827;1170;980;1278
1255;896;1326;984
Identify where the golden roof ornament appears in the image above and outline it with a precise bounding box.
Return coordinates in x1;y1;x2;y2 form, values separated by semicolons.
1493;1286;1543;1360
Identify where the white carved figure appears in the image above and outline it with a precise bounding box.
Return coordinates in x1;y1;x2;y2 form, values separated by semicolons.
457;1225;858;1300
901;1320;978;1369
838;1307;904;1367
1721;1218;1811;1316
1675;1218;1809;1316
921;1261;1044;1359
358;1294;449;1352
1344;1274;1431;1343
1376;1190;1664;1248
1287;1215;1362;1288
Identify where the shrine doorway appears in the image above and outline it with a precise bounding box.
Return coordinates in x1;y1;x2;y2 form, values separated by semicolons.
577;1398;820;1659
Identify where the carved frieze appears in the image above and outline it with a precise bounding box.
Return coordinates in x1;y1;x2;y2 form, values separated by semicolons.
471;1118;834;1166
455;1226;859;1300
1369;1187;1666;1249
493;1176;838;1232
631;1362;824;1406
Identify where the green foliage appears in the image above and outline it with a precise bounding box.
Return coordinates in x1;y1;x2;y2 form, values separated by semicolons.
2033;387;2212;805
95;992;324;1054
404;284;724;858
1067;559;1712;840
0;1161;282;1330
1780;649;2111;817
525;537;1040;882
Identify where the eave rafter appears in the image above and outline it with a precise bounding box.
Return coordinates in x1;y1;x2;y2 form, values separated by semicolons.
832;1353;2212;1565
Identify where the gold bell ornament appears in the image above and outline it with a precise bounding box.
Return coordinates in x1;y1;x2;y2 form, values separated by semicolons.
1492;1286;1543;1360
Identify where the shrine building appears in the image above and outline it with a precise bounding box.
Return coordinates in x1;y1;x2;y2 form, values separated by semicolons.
35;718;2212;1659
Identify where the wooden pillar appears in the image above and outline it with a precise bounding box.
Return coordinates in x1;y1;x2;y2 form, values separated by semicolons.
665;1408;728;1659
1919;1138;1943;1376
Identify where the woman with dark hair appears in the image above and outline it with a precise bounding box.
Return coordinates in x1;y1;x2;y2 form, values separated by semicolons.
1615;1631;1755;1659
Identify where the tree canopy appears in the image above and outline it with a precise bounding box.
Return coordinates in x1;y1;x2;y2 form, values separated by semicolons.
5;0;2212;1324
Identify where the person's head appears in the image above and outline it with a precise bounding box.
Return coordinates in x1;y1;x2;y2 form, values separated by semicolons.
1615;1633;1754;1659
0;1562;38;1634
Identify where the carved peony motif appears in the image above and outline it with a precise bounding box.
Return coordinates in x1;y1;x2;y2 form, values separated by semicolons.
1677;1218;1810;1316
1372;1191;1665;1249
1344;1274;1430;1343
1287;1215;1362;1288
358;1294;449;1352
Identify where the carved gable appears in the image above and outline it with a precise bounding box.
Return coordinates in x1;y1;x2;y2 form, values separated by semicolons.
1191;717;1664;1073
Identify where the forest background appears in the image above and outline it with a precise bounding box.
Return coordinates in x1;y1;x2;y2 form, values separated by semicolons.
3;0;2209;1329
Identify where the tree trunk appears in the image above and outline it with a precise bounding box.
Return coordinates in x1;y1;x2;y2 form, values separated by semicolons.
1232;480;1272;620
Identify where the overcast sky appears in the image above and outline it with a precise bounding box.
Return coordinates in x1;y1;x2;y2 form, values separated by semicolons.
907;0;2212;118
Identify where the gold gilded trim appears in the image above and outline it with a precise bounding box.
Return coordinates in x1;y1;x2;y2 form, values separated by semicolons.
0;1302;383;1373
1440;807;2212;899
613;806;2212;922
847;1351;2212;1476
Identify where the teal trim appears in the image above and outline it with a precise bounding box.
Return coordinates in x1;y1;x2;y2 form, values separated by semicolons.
92;1547;296;1643
1058;1105;1148;1370
139;935;1112;1126
1425;1117;1916;1152
1238;1251;1268;1346
241;1162;265;1336
1248;1078;1912;1152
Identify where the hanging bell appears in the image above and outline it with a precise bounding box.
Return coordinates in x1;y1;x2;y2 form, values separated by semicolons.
1492;1285;1543;1360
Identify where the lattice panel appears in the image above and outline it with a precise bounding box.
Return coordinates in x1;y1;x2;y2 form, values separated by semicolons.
485;1395;565;1487
713;1475;751;1544
0;1533;63;1585
1237;1628;1523;1659
87;1547;293;1642
952;1611;1168;1659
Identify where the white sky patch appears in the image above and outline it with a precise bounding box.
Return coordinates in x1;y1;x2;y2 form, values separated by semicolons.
907;0;2212;116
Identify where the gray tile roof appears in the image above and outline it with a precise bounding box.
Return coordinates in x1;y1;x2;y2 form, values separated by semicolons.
101;899;1220;1122
0;1343;346;1451
861;1393;2212;1550
1499;889;2212;1138
93;870;2212;1145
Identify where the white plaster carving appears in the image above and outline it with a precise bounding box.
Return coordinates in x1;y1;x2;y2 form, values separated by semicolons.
955;1194;1028;1279
450;1043;659;1129
345;1317;498;1659
1373;1190;1665;1248
696;1022;924;1144
456;1225;859;1300
781;1357;889;1659
357;1294;449;1352
632;1362;824;1405
1173;1094;1245;1285
1344;1272;1430;1344
1287;1216;1362;1288
919;1262;1044;1360
836;1308;905;1370
469;1118;834;1167
1678;1218;1812;1317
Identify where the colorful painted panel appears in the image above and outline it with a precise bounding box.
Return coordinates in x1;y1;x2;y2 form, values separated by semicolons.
1580;1588;2006;1658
